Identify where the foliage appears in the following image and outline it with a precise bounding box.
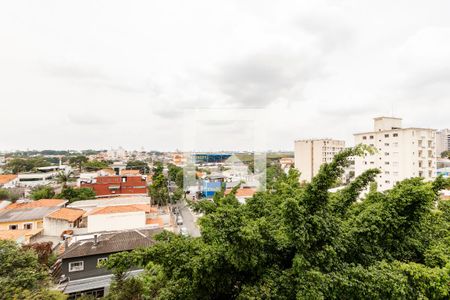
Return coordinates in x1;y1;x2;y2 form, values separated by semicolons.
68;155;88;172
55;187;96;202
30;185;55;200
0;189;10;200
149;174;169;206
104;145;450;299
168;163;184;188
22;242;54;266
4;157;50;174
0;240;65;299
55;171;75;189
83;160;110;171
441;150;450;159
126;160;150;174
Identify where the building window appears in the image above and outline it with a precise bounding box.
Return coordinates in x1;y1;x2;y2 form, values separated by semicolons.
121;177;127;183
385;161;390;165
97;257;108;265
370;136;374;139
384;134;389;138
384;143;389;146
362;136;367;140
24;223;33;230
9;224;18;230
393;133;398;137
69;261;84;272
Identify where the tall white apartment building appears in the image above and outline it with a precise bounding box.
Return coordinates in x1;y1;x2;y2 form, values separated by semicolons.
354;117;436;191
436;129;450;157
294;139;345;182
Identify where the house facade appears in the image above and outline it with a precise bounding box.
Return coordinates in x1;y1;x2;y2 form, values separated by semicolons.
80;175;148;197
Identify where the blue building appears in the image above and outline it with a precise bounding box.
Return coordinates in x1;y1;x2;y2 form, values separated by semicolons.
193;153;232;164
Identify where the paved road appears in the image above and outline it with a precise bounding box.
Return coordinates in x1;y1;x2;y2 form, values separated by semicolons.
178;202;201;237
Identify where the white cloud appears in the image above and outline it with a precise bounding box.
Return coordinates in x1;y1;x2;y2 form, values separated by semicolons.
0;0;449;151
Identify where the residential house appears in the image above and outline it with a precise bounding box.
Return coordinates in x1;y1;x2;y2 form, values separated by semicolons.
43;208;85;236
86;204;158;233
55;229;161;299
224;187;257;203
0;199;67;231
80;175;148;197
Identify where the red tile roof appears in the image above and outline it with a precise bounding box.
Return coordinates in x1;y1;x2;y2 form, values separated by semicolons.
89;204;154;215
0;175;17;185
225;188;257;197
4;199;66;210
47;208;85;222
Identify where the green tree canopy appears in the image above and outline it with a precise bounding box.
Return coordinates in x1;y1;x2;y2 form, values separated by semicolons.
68;155;88;172
4;157;50;174
56;187;96;203
83;160;110;172
126;160;150;174
0;240;66;299
30;185;55;200
104;145;450;299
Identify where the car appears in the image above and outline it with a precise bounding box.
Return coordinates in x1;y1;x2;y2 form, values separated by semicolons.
180;227;189;236
176;216;183;225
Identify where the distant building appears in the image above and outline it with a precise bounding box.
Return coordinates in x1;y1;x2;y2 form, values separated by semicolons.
354;117;436;191
80;175;148;197
436;129;450;157
54;229;161;299
193;153;232;164
294;139;345;182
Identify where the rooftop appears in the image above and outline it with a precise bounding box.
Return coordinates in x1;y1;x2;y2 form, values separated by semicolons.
0;206;61;223
60;228;162;259
46;208;85;222
88;204;154;215
0;228;42;241
120;169;141;175
4;199;67;210
225;188;257;197
69;196;151;209
0;174;18;185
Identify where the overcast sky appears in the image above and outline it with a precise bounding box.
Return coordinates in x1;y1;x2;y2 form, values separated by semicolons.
0;0;449;152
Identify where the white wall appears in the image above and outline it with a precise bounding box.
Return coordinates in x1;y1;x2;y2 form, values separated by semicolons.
43;217;71;236
87;211;146;233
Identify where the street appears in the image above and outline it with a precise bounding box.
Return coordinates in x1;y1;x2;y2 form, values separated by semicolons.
178;201;201;237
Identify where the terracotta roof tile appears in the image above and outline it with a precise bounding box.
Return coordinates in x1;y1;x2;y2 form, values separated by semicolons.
0;229;42;241
120;169;141;175
47;208;85;222
0;175;18;185
89;204;153;215
4;199;66;210
225;188;256;197
146;218;164;226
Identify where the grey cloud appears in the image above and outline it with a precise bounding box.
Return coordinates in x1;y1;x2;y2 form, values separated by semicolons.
216;51;324;107
296;10;354;53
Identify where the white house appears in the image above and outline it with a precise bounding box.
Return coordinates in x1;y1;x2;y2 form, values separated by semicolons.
43;208;85;236
86;205;147;233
